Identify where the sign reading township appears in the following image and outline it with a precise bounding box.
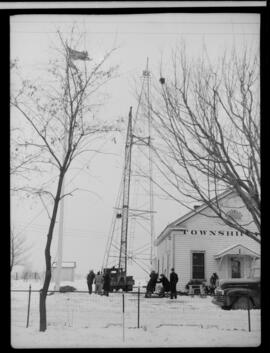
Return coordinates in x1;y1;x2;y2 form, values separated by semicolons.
181;229;244;236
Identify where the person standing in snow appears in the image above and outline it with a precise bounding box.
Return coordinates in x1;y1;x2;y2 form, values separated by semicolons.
103;269;111;296
145;270;158;297
170;268;179;299
94;271;104;295
86;270;95;294
157;274;170;297
209;272;219;295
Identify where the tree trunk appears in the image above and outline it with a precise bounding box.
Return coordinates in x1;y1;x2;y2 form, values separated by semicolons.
39;170;65;332
39;283;48;331
39;244;52;331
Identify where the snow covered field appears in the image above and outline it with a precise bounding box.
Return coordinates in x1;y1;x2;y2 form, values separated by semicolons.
11;279;261;348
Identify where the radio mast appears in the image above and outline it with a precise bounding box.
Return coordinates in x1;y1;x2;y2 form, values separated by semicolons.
102;58;155;277
118;107;133;274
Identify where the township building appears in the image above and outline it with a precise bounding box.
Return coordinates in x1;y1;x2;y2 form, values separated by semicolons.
154;190;260;292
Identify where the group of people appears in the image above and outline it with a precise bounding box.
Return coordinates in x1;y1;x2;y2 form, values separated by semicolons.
146;270;219;298
86;269;111;296
145;268;179;299
87;268;219;298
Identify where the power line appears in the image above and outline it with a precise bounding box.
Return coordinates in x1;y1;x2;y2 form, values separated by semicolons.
13;21;260;25
12;31;259;35
16;222;108;235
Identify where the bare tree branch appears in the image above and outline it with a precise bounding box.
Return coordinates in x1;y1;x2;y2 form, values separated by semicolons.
145;45;260;242
10;28;119;331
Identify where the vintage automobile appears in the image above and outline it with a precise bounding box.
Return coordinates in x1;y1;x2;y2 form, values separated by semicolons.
103;267;135;292
212;278;260;310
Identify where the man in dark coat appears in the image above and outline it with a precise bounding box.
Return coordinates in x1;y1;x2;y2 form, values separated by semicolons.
145;270;158;297
209;272;219;295
87;270;95;294
157;274;170;297
103;269;111;296
170;268;179;299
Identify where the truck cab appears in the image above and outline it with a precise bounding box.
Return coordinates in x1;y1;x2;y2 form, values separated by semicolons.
104;267;135;292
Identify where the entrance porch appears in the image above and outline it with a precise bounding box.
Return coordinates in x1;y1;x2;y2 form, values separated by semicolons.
214;244;260;280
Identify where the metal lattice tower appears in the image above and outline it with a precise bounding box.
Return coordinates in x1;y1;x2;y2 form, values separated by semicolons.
102;59;155;277
118;107;133;273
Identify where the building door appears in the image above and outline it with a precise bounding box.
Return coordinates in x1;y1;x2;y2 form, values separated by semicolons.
231;258;241;278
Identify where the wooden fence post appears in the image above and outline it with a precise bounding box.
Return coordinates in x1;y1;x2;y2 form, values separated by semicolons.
137;286;140;328
122;293;125;342
26;285;32;328
247;296;251;332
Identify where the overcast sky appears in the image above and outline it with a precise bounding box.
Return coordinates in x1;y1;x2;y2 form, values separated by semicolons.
10;13;259;280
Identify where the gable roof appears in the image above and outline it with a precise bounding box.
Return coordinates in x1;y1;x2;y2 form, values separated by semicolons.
155;189;236;245
214;243;260;259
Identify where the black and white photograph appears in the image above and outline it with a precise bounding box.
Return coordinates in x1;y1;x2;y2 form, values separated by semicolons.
9;1;264;348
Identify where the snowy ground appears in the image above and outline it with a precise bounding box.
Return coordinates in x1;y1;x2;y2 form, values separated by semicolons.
11;279;261;348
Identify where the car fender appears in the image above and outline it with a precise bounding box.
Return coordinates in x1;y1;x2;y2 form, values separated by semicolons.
225;288;254;306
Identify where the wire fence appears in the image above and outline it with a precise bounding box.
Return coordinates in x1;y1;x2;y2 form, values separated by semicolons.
12;287;139;330
11;285;260;336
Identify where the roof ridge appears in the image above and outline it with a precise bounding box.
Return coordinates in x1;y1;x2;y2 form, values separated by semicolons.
156;189;235;244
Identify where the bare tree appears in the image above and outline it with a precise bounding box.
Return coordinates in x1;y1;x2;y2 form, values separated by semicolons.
10;230;32;272
10;30;119;331
10;60;41;190
145;46;260;243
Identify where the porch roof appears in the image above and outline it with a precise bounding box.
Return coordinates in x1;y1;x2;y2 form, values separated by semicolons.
214;243;260;259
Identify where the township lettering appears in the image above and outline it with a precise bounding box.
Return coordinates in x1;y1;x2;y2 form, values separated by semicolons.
180;229;259;237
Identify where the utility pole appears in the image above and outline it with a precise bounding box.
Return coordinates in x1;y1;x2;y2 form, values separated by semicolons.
54;56;68;291
54;181;65;291
145;57;155;268
54;43;90;289
54;112;68;291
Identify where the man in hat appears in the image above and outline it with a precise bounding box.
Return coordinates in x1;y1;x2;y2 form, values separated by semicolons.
170;268;179;299
86;270;95;294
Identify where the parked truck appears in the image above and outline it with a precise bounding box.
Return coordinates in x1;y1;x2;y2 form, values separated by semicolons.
103;266;135;292
212;259;261;310
212;277;260;310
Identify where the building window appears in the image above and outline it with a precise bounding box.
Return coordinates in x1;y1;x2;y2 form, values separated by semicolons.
192;252;205;279
167;253;170;275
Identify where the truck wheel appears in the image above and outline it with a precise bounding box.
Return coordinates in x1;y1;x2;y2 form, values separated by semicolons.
221;305;231;310
232;297;253;310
